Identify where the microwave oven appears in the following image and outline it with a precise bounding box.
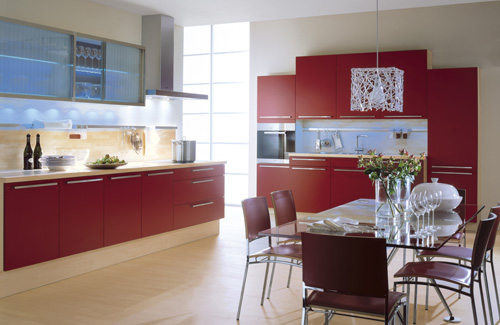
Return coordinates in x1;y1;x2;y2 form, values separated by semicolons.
257;123;295;163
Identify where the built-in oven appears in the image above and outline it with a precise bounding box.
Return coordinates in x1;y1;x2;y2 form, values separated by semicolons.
257;123;295;163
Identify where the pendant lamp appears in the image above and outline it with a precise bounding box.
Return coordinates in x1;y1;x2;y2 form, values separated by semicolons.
350;0;404;112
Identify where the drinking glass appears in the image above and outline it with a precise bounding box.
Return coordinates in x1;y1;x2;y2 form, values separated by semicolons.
85;47;92;68
90;48;97;68
79;46;88;68
75;46;82;66
428;191;442;231
96;49;102;69
409;192;426;239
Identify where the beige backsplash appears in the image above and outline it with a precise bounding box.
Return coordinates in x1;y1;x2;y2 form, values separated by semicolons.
0;129;176;170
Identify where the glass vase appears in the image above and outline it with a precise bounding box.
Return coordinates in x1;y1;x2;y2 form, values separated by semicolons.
375;178;401;218
399;177;412;215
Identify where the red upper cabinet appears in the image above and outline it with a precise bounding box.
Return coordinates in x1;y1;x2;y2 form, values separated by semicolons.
142;170;174;237
296;55;337;119
336;52;379;119
257;75;296;123
379;50;429;119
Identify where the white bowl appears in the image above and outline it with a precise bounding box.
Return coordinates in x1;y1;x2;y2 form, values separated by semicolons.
436;197;463;211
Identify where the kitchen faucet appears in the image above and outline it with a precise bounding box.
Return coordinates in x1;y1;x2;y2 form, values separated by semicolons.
355;135;368;154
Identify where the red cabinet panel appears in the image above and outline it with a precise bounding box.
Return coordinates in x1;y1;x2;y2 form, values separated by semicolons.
290;166;330;213
379;50;428;119
290;156;330;167
330;158;374;207
4;180;59;270
104;173;142;246
142;170;174;237
257;75;296;123
174;164;224;180
257;163;291;208
60;176;104;257
336;52;379;119
174;175;224;205
296;55;336;119
174;197;224;229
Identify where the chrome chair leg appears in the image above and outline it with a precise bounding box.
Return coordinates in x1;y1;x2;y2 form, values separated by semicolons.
261;263;270;305
483;260;494;324
478;271;488;325
488;253;500;318
266;260;277;299
236;261;250;320
287;264;293;288
413;277;418;325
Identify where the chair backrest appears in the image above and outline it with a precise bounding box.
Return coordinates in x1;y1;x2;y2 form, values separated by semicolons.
302;232;388;298
241;196;271;242
487;207;500;250
271;189;297;226
471;213;497;270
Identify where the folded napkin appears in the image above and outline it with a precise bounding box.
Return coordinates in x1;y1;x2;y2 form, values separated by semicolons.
307;219;346;232
332;217;359;225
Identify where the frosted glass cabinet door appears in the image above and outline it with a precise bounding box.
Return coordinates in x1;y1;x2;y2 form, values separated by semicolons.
104;42;144;104
0;20;73;98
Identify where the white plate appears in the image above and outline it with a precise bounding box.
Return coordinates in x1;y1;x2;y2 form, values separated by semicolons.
85;163;127;169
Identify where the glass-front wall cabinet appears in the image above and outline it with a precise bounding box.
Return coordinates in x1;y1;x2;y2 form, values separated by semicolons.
0;17;145;105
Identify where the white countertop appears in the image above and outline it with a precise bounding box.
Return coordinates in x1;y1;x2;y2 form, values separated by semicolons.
289;153;414;159
0;160;226;183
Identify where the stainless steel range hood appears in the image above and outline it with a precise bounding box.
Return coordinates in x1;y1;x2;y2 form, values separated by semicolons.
142;15;208;100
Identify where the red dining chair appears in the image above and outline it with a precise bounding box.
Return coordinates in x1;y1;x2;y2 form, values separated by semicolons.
394;213;497;325
417;207;500;324
301;232;408;324
266;189;300;298
236;196;302;320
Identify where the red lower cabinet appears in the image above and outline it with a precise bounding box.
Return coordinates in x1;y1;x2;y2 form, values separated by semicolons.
331;159;374;207
104;173;142;246
174;197;225;229
60;176;104;257
257;163;291;207
4;180;60;271
290;166;330;213
142;170;174;237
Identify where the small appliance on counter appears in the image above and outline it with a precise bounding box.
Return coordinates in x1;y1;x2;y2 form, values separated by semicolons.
172;138;196;163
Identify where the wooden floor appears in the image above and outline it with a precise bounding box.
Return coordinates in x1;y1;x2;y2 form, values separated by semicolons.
0;206;498;324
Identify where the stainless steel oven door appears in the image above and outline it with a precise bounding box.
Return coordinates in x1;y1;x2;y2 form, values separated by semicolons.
257;123;295;163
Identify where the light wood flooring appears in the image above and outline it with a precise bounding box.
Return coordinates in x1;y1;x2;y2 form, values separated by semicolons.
0;206;498;324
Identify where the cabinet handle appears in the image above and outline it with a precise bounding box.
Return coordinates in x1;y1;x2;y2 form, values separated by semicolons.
192;201;214;208
259;165;289;169
193;168;214;172
432;166;473;169
263;131;286;135
292;158;327;162
383;115;423;118
66;178;103;184
110;175;141;180
339;116;376;118
432;171;473;176
13;182;58;189
334;169;364;172
297;116;332;119
147;171;174;176
191;179;214;184
260;116;292;119
292;167;327;171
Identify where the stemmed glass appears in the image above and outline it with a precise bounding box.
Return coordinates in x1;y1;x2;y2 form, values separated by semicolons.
96;49;102;69
90;48;97;68
79;46;88;68
85;47;92;68
409;192;426;239
75;46;82;66
427;191;442;232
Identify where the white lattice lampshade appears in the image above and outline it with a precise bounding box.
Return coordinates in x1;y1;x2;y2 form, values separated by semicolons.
351;67;404;112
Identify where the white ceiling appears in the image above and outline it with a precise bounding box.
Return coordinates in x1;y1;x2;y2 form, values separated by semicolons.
86;0;495;26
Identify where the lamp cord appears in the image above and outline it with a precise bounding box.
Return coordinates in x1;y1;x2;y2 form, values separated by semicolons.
376;0;379;70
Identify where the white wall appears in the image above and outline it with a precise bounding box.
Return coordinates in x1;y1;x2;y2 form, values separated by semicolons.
250;2;500;210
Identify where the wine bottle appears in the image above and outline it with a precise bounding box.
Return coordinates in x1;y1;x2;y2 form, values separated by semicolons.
33;134;42;169
23;134;33;170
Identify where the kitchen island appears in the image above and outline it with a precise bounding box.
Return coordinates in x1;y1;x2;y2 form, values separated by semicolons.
0;161;226;298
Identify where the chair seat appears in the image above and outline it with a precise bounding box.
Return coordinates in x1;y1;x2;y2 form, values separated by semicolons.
307;290;405;318
394;261;472;287
250;243;302;260
418;246;472;261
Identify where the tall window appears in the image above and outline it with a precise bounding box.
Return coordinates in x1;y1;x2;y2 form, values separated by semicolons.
183;23;249;206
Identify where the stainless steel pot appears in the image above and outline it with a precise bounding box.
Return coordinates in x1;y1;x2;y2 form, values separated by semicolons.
172;139;196;163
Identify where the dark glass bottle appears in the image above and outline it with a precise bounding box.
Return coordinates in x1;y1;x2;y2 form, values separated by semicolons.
23;134;33;170
33;134;42;169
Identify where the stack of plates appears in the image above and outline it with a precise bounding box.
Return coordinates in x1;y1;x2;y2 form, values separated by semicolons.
42;155;76;171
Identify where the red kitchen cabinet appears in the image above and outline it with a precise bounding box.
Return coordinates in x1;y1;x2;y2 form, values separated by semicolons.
174;197;225;229
257;75;296;123
257;163;291;208
4;180;59;270
174;175;224;205
330;158;374;207
296;55;337;119
289;157;330;213
336;52;379;119
60;176;104;257
379;50;429;119
142;170;174;237
427;68;478;204
104;173;142;246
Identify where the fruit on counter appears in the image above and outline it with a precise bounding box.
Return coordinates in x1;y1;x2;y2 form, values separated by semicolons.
89;154;126;164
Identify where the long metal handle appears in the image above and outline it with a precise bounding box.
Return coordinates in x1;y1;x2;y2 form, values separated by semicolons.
263;131;286;135
14;182;58;189
66;178;103;184
292;158;327;162
191;179;214;184
193;168;214;172
110;175;141;180
432;166;473;169
297;116;332;119
192;201;214;208
147;171;174;176
259;116;292;119
383;115;423;118
292;167;327;171
432;171;473;176
259;165;289;169
339;116;376;118
334;169;364;172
